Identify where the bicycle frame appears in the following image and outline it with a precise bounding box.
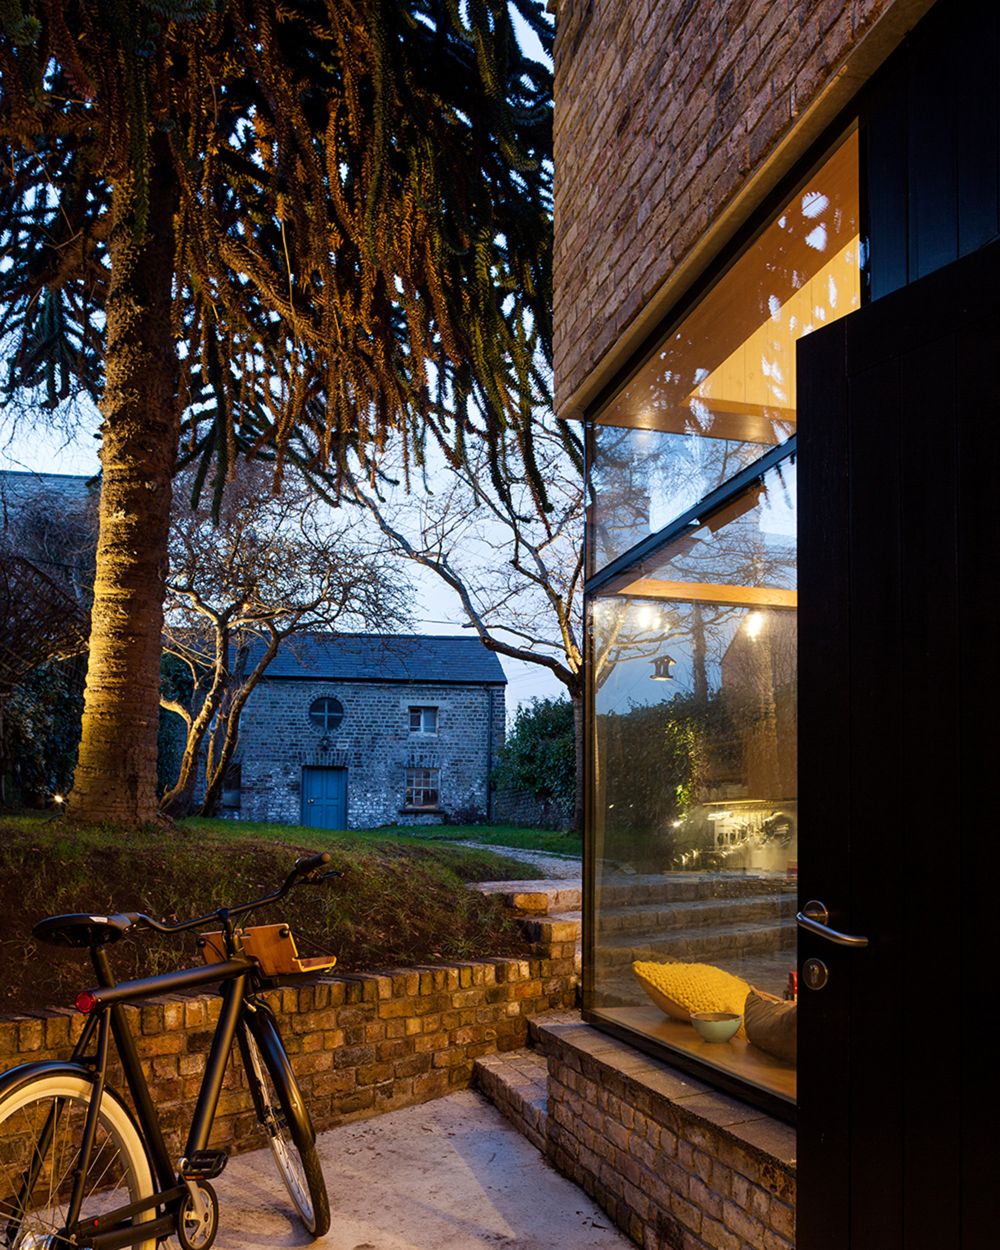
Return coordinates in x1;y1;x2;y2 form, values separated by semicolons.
57;947;258;1250
10;852;337;1249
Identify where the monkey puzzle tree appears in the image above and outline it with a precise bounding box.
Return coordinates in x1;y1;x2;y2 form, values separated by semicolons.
0;0;553;824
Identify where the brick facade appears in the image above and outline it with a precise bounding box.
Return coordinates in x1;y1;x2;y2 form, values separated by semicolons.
552;0;934;416
237;678;505;827
541;1019;795;1250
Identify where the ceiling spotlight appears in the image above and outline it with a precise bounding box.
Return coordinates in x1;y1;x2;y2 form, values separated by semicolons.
745;611;765;639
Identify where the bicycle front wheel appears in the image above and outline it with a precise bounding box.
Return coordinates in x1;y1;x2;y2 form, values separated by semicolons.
240;1020;330;1238
0;1070;155;1250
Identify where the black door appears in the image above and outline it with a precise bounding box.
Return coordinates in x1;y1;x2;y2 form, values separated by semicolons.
797;237;1000;1248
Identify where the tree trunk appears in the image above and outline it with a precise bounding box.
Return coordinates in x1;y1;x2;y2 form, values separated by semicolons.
199;636;277;816
69;154;178;826
571;684;584;835
159;629;230;819
691;603;708;702
199;705;235;817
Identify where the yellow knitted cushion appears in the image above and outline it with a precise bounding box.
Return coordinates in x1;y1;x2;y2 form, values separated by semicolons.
633;961;750;1032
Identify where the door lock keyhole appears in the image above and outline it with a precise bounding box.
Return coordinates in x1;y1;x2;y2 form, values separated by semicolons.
803;957;829;990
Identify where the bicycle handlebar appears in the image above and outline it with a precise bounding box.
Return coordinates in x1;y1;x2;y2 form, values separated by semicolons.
125;852;341;936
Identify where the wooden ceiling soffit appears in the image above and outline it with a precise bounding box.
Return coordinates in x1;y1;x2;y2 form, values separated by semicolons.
618;578;798;609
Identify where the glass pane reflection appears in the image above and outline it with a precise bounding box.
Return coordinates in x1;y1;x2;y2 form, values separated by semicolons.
589;464;798;1102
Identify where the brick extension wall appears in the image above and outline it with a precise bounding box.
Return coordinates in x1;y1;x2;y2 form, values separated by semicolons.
539;1018;795;1250
552;0;934;414
0;943;577;1159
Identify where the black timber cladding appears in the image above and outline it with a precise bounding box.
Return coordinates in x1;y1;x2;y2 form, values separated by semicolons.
865;0;1000;301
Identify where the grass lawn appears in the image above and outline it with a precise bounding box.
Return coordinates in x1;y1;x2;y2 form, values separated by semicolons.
403;824;582;857
0;812;544;1015
183;817;583;859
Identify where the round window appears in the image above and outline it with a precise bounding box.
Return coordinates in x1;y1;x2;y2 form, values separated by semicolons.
308;697;344;731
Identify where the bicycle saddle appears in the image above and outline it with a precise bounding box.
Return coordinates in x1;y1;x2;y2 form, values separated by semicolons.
33;912;133;948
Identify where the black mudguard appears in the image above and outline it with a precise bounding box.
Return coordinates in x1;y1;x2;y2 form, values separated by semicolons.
0;1058;99;1100
240;1002;315;1145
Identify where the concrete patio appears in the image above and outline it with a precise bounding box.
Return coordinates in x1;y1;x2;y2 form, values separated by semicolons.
213;1088;632;1250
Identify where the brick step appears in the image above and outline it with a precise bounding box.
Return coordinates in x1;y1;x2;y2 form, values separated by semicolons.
596;893;796;937
527;1010;576;1054
597;873;796;908
473;1047;549;1153
595;916;798;970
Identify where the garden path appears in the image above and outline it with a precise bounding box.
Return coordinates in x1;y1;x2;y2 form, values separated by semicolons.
449;841;582;879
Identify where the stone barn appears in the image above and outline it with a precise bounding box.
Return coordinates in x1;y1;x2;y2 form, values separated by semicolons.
230;633;506;829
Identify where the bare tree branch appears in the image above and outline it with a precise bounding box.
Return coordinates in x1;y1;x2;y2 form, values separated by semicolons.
317;415;588;828
159;462;409;817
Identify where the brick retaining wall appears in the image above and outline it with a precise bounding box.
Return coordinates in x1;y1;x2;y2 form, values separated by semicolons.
0;944;578;1160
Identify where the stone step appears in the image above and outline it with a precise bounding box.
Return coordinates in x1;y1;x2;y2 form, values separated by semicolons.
595;916;798;969
527;1009;579;1054
474;880;582;915
596;893;796;937
597;873;796;908
475;873;796;915
473;1047;549;1153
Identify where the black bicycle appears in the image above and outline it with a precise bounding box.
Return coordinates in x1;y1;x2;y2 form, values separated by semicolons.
0;852;341;1249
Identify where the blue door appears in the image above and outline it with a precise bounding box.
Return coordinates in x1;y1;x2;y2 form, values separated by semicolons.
301;767;347;829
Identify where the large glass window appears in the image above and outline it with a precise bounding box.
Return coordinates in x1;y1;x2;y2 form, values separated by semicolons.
585;130;860;1108
589;461;797;1100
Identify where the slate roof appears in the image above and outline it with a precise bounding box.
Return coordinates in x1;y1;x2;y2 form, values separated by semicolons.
257;633;507;685
0;470;94;513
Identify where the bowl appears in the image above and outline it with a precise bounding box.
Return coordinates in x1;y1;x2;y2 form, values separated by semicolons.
690;1011;742;1043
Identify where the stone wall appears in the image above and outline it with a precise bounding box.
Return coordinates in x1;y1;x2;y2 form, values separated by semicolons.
492;784;574;831
236;680;506;827
552;0;934;415
0;941;577;1160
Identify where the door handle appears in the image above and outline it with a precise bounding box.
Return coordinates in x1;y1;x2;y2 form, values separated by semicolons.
796;900;869;948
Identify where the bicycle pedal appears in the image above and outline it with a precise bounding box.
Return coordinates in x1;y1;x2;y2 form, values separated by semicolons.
180;1149;228;1180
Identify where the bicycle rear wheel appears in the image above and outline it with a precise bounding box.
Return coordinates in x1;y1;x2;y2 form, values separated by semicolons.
0;1071;155;1250
239;1020;330;1238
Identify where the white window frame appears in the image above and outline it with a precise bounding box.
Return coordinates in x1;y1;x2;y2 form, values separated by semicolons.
408;706;439;735
404;767;440;810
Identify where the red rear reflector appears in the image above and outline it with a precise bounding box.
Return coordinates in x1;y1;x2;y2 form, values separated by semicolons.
75;991;97;1014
